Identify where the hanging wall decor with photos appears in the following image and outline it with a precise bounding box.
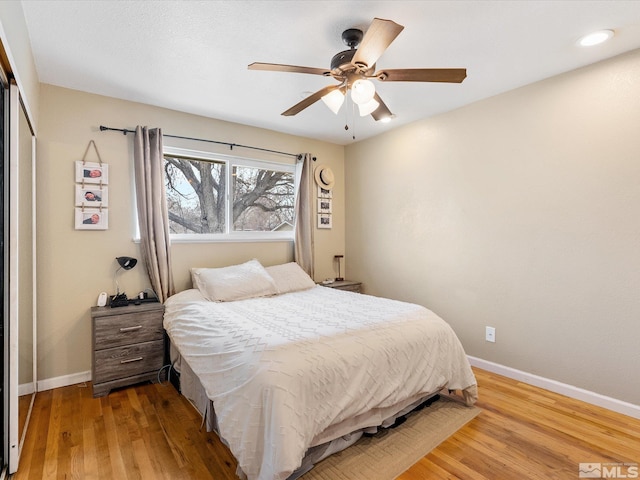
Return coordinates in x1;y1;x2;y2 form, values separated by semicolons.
317;186;332;229
75;140;109;230
75;207;108;229
317;214;332;229
314;164;334;229
75;184;108;208
317;197;332;214
317;185;332;199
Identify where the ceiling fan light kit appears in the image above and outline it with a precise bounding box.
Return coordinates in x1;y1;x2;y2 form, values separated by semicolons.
350;79;376;105
249;17;466;130
358;98;380;117
321;89;346;114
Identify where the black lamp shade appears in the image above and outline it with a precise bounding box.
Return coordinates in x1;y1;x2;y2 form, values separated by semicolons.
116;256;137;270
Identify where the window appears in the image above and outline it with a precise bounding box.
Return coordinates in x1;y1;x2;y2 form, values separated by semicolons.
163;147;296;241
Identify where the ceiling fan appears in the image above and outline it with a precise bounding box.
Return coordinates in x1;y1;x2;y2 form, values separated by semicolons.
248;17;467;122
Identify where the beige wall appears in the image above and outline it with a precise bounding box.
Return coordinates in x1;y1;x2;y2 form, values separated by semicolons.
37;84;344;382
345;49;640;405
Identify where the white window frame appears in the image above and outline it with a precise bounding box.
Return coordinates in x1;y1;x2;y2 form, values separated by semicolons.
163;146;296;243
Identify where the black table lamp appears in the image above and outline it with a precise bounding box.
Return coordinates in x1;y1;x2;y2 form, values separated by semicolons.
111;256;137;307
117;256;137;271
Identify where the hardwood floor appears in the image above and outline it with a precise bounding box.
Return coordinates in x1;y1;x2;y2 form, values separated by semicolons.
12;368;640;479
12;381;237;479
18;394;33;446
400;369;640;480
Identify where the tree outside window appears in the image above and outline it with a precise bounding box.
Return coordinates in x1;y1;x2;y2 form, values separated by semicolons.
164;153;295;236
232;165;294;232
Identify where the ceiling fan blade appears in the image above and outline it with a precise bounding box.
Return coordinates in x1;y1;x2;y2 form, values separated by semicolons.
352;18;404;69
248;62;330;76
375;68;467;83
282;85;341;116
370;93;393;122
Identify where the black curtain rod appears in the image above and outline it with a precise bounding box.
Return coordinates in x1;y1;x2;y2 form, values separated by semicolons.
99;125;301;159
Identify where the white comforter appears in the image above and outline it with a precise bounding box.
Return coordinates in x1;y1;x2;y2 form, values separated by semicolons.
163;286;477;480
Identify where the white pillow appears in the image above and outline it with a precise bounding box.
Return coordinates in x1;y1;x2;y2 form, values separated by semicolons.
265;262;316;294
191;259;278;302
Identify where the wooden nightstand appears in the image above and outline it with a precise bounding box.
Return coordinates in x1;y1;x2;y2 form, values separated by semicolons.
91;302;165;397
320;280;362;293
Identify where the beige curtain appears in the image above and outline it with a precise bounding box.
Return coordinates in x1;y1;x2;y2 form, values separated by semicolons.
294;153;315;279
133;126;175;302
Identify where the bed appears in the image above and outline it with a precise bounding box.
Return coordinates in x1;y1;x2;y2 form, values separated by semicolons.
163;260;477;480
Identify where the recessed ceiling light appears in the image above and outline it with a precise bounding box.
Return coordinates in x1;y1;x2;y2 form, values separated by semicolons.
577;29;614;47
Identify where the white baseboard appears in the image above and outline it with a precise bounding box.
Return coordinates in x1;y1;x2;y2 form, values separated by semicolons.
36;371;91;392
31;361;640;420
468;356;640;420
18;382;35;397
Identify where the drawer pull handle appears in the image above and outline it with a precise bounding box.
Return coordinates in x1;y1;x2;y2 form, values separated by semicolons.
119;325;142;332
120;357;143;364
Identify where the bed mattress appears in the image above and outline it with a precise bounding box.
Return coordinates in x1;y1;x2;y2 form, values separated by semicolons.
164;286;477;480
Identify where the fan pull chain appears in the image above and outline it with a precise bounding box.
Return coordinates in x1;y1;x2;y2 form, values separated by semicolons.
343;94;356;140
344;93;350;132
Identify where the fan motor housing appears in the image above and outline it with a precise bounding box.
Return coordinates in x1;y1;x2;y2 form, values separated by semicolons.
330;49;357;75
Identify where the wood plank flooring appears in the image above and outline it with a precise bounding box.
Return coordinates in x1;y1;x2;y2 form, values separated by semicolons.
11;368;640;479
18;394;33;446
400;369;640;480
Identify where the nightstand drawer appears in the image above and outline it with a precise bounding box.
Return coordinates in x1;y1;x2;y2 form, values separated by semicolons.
332;283;361;293
94;310;164;349
94;340;164;383
91;302;165;397
320;280;362;293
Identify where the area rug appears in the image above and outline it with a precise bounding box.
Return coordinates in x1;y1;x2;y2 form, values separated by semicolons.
301;395;481;480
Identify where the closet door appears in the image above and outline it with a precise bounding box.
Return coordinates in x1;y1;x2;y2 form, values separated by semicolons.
6;82;19;473
0;65;6;475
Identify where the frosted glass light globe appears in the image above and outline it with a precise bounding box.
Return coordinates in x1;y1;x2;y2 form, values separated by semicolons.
358;98;380;116
321;89;345;114
351;79;376;105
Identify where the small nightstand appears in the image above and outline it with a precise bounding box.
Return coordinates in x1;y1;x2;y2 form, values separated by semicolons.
91;302;165;397
320;280;362;293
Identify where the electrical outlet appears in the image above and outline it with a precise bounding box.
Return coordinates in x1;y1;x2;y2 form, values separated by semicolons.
485;326;496;343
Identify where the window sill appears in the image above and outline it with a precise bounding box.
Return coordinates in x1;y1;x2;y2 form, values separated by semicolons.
133;233;294;244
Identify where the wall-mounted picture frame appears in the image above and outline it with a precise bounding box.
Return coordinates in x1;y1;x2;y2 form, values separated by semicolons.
75;207;108;230
75;161;109;184
75;185;108;207
318;198;332;214
318;186;332;199
317;214;332;229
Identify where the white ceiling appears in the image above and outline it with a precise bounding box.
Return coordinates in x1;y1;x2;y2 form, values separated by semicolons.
20;0;640;145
